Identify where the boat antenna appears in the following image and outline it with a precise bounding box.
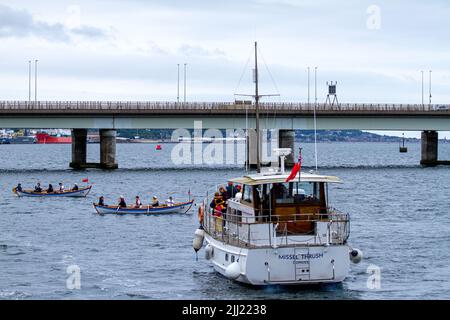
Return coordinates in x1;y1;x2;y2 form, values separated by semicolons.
254;41;261;173
313;66;318;172
235;41;279;173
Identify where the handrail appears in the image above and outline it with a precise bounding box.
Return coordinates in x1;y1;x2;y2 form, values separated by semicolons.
0;100;448;113
203;204;350;248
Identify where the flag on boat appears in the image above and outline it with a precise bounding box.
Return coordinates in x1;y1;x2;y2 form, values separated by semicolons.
82;178;89;183
285;148;302;182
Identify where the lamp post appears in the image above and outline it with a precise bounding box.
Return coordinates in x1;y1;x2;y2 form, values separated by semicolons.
307;66;310;108
183;63;187;103
35;59;38;103
28;60;31;104
314;67;318;106
421;70;424;108
177;64;180;103
429;70;432;106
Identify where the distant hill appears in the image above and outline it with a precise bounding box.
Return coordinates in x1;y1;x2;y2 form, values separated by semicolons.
115;129;416;142
296;130;418;142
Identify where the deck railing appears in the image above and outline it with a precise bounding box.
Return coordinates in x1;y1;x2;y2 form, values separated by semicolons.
0;100;448;113
202;204;350;248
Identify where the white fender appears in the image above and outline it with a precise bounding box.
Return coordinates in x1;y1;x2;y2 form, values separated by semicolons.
225;262;241;280
204;244;213;260
349;248;363;264
192;228;205;252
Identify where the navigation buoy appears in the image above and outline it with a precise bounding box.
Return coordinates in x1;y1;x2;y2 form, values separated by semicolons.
349;248;363;264
225;262;241;279
156;144;162;150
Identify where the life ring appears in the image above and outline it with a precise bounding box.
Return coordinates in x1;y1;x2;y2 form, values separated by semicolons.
198;205;204;224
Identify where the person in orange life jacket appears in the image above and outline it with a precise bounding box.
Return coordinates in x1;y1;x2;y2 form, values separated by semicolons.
210;192;222;209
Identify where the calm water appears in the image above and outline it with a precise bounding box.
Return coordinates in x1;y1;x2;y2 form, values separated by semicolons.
0;142;449;300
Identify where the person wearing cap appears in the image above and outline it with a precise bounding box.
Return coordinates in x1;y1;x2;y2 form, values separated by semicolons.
58;182;64;193
16;183;22;192
151;196;159;207
134;196;142;208
118;196;127;208
226;181;238;199
235;185;243;201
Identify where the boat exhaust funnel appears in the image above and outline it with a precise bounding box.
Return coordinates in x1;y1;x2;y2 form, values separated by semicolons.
274;148;292;174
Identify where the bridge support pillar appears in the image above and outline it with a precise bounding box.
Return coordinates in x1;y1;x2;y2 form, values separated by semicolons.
69;129;87;169
278;130;295;167
100;129;118;169
421;131;438;167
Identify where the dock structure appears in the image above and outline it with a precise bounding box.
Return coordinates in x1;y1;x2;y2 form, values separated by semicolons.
1;100;450;169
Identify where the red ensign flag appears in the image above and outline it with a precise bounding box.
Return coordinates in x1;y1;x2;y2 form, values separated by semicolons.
285;148;302;182
82;178;89;183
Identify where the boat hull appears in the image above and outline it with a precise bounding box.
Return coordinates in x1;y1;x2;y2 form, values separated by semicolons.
35;133;72;144
204;234;350;286
93;200;194;215
13;186;92;197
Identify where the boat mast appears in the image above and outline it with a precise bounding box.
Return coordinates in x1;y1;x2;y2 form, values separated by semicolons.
254;41;261;173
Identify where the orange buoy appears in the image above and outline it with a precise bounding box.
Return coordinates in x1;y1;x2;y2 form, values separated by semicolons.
156;144;162;150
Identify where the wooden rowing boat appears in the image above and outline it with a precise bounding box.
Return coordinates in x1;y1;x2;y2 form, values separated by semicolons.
93;199;194;215
12;186;92;198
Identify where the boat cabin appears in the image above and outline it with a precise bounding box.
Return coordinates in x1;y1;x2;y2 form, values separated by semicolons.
227;172;342;235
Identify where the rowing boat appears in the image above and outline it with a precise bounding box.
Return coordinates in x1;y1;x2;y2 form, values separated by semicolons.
13;186;92;197
93;199;194;215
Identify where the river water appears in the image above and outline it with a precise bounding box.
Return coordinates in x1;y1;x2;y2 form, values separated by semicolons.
0;142;449;299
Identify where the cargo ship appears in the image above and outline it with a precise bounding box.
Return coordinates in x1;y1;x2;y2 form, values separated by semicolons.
35;132;72;144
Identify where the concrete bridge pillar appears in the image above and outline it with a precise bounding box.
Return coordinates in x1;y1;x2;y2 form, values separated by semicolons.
70;129;87;169
100;129;118;169
278;130;295;167
421;130;438;167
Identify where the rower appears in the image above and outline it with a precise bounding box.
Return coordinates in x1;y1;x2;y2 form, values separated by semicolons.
34;183;42;193
134;196;142;208
166;196;175;207
58;182;64;193
47;184;54;193
72;184;79;191
98;196;105;206
118;196;127;208
16;183;22;192
151;196;159;207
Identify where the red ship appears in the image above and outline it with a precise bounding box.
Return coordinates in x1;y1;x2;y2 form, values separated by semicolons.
35;133;72;144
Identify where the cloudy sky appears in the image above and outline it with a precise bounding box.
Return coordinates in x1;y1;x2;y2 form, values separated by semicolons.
0;0;449;137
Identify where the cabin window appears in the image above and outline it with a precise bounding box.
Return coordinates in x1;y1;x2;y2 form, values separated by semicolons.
272;182;321;204
225;253;229;261
242;185;253;204
231;255;235;263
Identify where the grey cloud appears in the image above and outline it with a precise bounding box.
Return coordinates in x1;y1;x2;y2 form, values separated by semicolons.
70;25;107;39
0;4;108;42
178;44;226;58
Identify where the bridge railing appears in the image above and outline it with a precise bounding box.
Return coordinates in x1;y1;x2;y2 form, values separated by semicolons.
0;100;445;112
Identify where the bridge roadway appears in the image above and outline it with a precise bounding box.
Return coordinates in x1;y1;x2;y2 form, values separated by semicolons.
0;101;448;168
1;101;450;130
